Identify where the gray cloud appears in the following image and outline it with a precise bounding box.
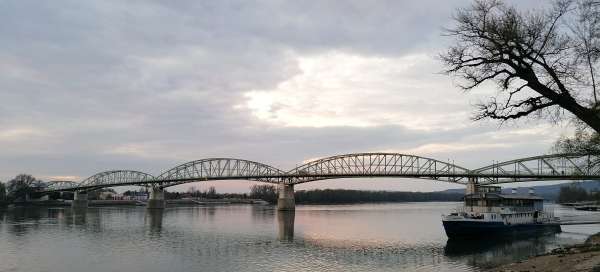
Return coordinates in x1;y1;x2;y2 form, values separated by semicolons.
0;0;563;192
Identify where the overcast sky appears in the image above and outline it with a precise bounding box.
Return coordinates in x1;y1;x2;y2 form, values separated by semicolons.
0;0;571;192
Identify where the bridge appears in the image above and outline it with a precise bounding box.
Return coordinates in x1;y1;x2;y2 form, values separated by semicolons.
38;152;600;210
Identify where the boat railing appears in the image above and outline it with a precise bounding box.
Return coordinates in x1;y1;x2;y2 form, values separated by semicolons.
455;205;550;214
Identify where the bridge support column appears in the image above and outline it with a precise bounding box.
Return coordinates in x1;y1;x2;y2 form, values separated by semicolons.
466;177;478;195
147;187;165;209
72;191;88;209
277;184;295;211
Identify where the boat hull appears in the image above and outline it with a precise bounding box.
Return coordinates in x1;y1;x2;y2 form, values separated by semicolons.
442;220;561;239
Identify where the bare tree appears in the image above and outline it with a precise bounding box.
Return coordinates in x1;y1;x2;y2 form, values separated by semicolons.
249;184;277;204
442;0;600;132
206;186;217;198
7;174;41;201
0;182;6;201
555;127;600;154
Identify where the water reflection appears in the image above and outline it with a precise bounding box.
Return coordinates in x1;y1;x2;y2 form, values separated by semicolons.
146;209;164;234
72;208;87;226
445;235;557;269
251;205;275;223
0;204;594;272
277;211;295;242
205;205;216;218
5;207;43;236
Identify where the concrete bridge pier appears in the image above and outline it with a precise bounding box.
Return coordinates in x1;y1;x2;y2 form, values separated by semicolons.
277;184;295;211
147;187;165;209
466;177;478;194
72;191;88;209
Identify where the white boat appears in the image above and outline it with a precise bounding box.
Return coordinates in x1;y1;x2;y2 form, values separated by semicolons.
442;186;561;238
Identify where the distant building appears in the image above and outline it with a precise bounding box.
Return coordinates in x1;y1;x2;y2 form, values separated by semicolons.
124;191;148;201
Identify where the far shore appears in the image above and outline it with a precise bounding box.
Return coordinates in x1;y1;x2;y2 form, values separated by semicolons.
1;199;469;208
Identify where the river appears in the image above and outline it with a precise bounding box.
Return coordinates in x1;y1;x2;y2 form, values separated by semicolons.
0;202;598;272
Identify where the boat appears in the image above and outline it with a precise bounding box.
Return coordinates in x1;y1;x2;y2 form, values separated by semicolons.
442;185;561;238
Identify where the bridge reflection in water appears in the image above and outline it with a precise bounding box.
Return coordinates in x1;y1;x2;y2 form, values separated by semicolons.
139;206;296;242
277;211;295;242
140;207;296;241
3;204;596;272
146;209;164;234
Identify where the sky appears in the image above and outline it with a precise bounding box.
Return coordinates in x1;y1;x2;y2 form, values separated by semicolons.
0;0;573;193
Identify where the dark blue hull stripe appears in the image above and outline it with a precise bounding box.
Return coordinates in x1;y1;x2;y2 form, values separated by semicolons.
442;220;561;238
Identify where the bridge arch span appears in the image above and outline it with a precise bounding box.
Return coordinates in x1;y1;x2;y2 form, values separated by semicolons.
76;170;156;191
285;153;471;184
155;158;286;188
473;153;600;184
43;180;79;193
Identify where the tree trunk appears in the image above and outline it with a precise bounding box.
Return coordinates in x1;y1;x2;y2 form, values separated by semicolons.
527;75;600;133
566;103;600;133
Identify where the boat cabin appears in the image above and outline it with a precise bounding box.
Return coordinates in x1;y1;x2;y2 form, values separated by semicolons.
462;186;544;213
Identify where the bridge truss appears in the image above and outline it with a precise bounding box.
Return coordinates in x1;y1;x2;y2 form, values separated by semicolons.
43;170;156;193
153;158;286;188
44;181;80;192
473;153;600;184
284;153;471;184
39;153;600;193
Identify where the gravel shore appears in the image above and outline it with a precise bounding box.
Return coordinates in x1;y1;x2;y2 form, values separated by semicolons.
488;233;600;272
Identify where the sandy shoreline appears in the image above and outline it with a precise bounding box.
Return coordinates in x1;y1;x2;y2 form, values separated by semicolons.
488;233;600;272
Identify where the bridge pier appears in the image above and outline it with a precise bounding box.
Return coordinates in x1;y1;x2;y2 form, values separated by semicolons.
466;177;478;194
72;191;88;209
147;187;165;209
277;184;295;211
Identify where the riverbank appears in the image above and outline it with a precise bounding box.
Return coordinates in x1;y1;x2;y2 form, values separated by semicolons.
489;232;600;272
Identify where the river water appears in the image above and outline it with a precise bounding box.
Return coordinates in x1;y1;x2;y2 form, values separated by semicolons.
0;202;598;272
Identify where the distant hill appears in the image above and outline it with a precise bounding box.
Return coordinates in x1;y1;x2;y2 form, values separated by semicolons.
440;180;600;201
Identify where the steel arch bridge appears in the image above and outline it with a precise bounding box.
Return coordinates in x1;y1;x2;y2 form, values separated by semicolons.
153;158;286;188
39;153;600;193
43;170;156;193
283;153;471;184
41;158;287;193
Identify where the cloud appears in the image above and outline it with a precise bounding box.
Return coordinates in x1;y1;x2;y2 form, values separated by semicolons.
0;127;46;141
0;0;563;193
243;52;470;130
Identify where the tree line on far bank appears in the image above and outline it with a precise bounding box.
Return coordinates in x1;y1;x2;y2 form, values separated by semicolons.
295;189;464;204
247;185;465;204
558;184;600;203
